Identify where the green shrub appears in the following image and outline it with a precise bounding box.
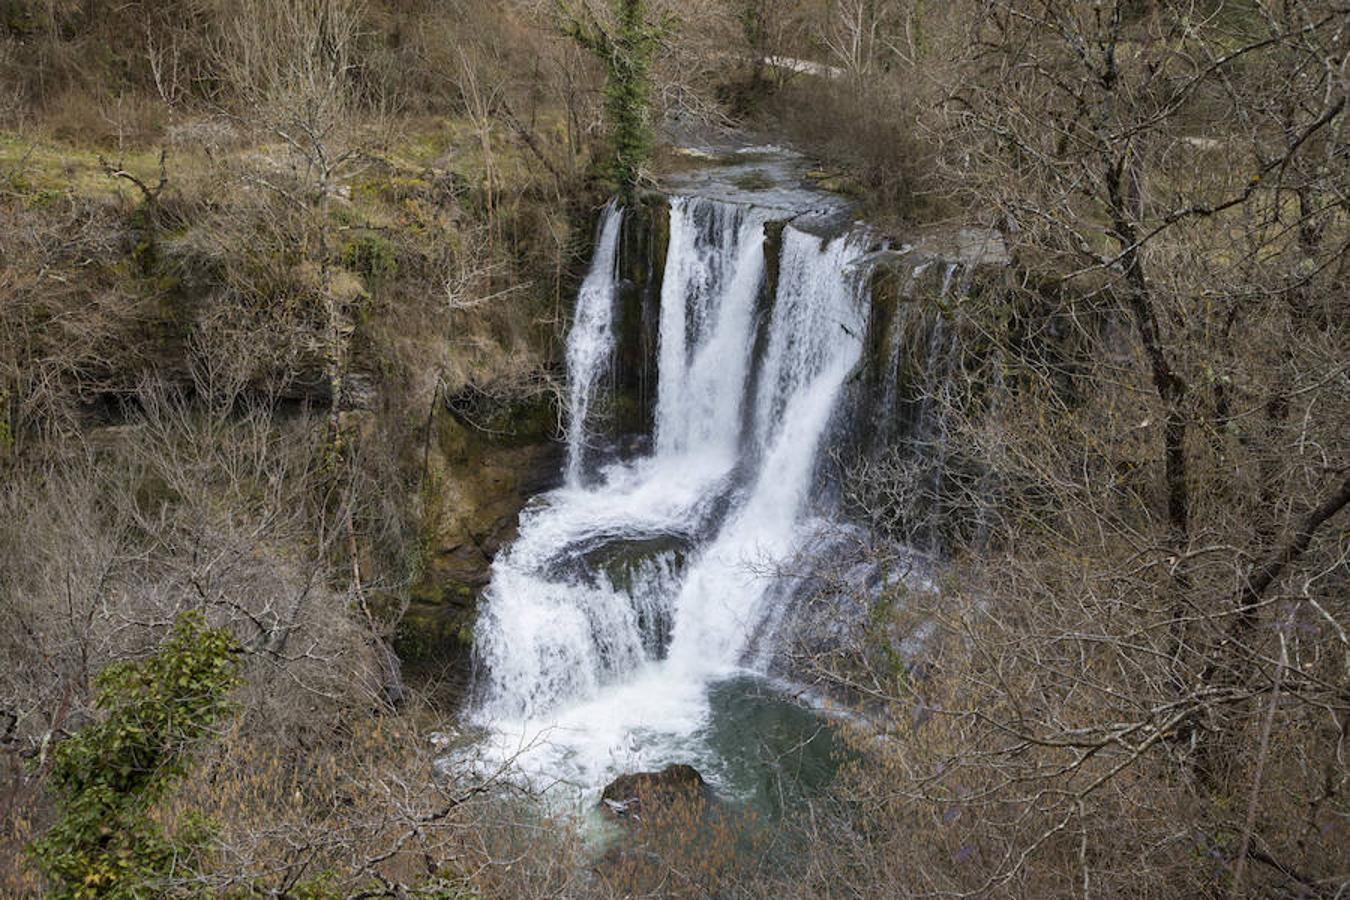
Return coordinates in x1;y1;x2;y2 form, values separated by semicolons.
29;612;242;898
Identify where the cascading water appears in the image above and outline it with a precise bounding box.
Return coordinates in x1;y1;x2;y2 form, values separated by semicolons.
880;261;930;413
469;194;871;795
656;197;771;460
665;225;868;673
563;202;624;487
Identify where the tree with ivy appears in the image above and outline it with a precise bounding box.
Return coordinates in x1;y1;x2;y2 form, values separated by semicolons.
560;0;669;199
29;612;241;898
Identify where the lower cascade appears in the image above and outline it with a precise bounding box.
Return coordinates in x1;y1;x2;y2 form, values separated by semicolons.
469;194;876;795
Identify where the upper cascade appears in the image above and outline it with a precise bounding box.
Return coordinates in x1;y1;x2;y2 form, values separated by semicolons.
654;197;771;461
563;201;624;487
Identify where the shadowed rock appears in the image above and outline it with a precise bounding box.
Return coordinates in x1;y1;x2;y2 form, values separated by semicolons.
599;764;713;822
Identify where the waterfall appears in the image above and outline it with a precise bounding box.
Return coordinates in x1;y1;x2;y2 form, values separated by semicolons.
880;261;931;421
470;195;871;791
921;262;964;550
656;197;771;460
666;225;868;674
564;202;624;487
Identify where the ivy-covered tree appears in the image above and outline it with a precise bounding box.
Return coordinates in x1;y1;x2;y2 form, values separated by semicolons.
30;613;241;898
560;0;669;198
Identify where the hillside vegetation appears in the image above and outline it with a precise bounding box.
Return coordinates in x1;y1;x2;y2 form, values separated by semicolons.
2;0;1346;897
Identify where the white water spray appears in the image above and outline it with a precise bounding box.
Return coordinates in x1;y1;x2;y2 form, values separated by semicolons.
564;203;624;487
471;196;870;793
666;225;868;675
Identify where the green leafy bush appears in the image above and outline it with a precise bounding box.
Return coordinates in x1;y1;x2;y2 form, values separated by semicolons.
30;612;241;898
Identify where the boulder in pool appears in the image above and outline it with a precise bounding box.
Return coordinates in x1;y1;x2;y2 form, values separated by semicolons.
599;764;712;822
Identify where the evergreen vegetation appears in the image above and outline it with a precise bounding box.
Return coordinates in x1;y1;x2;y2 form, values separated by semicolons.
29;614;240;898
561;0;668;198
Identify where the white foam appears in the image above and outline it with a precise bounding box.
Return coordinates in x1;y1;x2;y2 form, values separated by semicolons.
471;199;869;799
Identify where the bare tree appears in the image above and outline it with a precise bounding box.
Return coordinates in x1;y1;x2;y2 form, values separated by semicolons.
210;0;379;453
776;1;1350;894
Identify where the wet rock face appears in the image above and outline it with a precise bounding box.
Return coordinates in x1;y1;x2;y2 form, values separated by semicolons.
612;198;668;445
599;764;712;822
396;398;562;696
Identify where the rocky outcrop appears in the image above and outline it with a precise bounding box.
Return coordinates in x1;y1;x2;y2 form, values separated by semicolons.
599;763;714;822
614;197;668;445
396;391;562;695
